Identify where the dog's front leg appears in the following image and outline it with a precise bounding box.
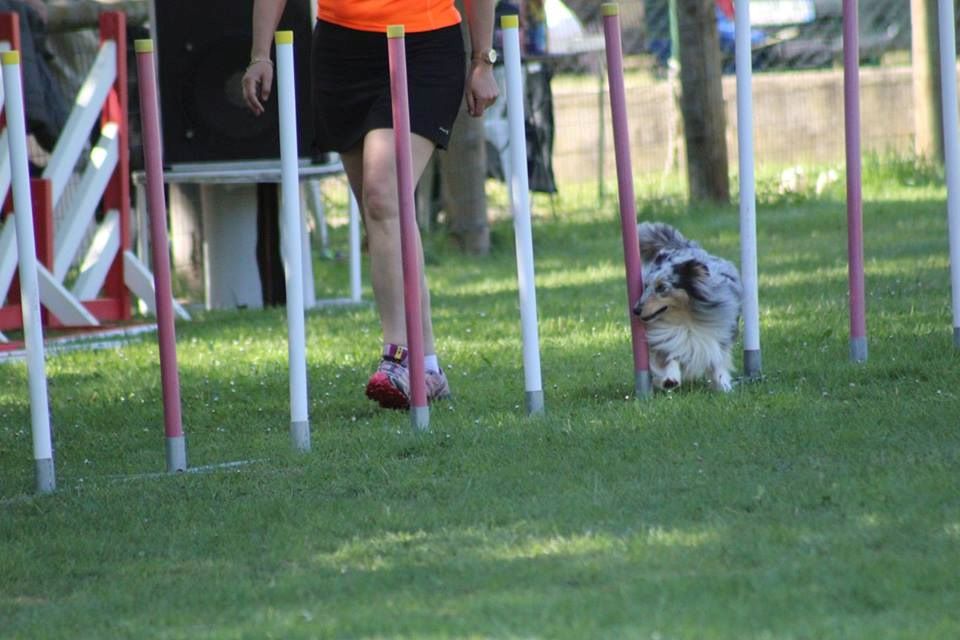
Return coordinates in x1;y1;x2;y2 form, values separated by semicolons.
656;360;681;391
710;366;733;392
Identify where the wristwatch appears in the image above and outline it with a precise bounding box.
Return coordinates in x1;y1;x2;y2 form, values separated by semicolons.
472;48;498;65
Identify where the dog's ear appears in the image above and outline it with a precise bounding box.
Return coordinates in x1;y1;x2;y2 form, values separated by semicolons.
677;259;714;303
676;259;708;282
676;259;710;302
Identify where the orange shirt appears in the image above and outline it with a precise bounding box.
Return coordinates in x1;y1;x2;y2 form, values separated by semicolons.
317;0;461;33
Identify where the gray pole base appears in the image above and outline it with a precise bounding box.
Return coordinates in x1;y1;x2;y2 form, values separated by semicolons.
410;406;430;432
290;420;311;453
954;327;960;349
526;390;545;416
35;458;55;494
166;436;187;472
849;337;868;363
743;349;762;379
635;370;653;399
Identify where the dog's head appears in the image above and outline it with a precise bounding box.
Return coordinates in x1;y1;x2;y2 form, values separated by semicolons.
633;251;710;323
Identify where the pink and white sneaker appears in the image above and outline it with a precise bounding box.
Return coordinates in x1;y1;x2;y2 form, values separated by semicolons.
425;368;451;402
365;345;410;410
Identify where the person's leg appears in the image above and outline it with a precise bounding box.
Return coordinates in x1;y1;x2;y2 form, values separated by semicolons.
346;128;437;349
342;129;446;406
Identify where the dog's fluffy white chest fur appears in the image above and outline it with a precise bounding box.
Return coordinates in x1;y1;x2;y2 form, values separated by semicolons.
646;319;732;378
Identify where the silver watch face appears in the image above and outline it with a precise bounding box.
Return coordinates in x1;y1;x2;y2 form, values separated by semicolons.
486;49;498;64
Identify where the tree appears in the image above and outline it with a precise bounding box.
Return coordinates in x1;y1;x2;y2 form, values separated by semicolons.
437;0;491;255
676;0;729;203
911;0;944;163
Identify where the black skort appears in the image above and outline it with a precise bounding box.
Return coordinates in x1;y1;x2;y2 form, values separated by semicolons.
310;20;466;153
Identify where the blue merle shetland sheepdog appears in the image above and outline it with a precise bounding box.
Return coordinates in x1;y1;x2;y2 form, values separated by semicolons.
634;222;743;392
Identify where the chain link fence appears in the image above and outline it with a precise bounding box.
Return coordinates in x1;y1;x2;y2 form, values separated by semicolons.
568;0;911;70
546;0;921;191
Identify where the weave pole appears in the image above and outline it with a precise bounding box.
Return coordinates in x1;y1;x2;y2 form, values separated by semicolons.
501;15;545;416
275;31;311;450
842;0;868;362
937;0;960;348
134;40;187;472
601;3;652;399
2;51;55;493
386;25;429;431
734;0;762;378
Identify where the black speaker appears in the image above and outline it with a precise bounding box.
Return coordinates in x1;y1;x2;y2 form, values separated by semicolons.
152;0;315;166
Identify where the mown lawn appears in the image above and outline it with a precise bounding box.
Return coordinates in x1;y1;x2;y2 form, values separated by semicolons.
1;160;958;639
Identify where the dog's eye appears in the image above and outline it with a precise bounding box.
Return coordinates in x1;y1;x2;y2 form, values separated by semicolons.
654;282;667;295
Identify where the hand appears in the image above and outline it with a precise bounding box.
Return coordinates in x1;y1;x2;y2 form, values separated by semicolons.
241;59;274;116
465;62;499;117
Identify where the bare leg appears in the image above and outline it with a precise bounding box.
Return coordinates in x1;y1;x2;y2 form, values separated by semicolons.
339;129;438;355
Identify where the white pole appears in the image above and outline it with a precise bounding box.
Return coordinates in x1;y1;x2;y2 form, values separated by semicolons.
735;0;762;377
2;51;55;493
501;15;545;416
937;0;960;348
275;31;310;451
348;191;362;303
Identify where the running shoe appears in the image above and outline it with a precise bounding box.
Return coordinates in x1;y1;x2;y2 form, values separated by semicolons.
365;357;410;410
425;368;451;402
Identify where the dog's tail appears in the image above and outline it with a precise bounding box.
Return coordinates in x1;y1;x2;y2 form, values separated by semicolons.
637;221;696;263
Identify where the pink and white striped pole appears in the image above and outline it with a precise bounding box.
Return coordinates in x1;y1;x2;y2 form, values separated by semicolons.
602;3;652;398
386;25;429;431
2;50;56;493
134;39;186;471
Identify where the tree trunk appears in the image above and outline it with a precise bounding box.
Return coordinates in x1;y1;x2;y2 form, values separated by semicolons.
676;0;729;203
441;109;491;254
911;0;944;162
439;0;490;255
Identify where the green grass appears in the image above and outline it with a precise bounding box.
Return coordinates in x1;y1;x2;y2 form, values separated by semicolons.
2;162;959;639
